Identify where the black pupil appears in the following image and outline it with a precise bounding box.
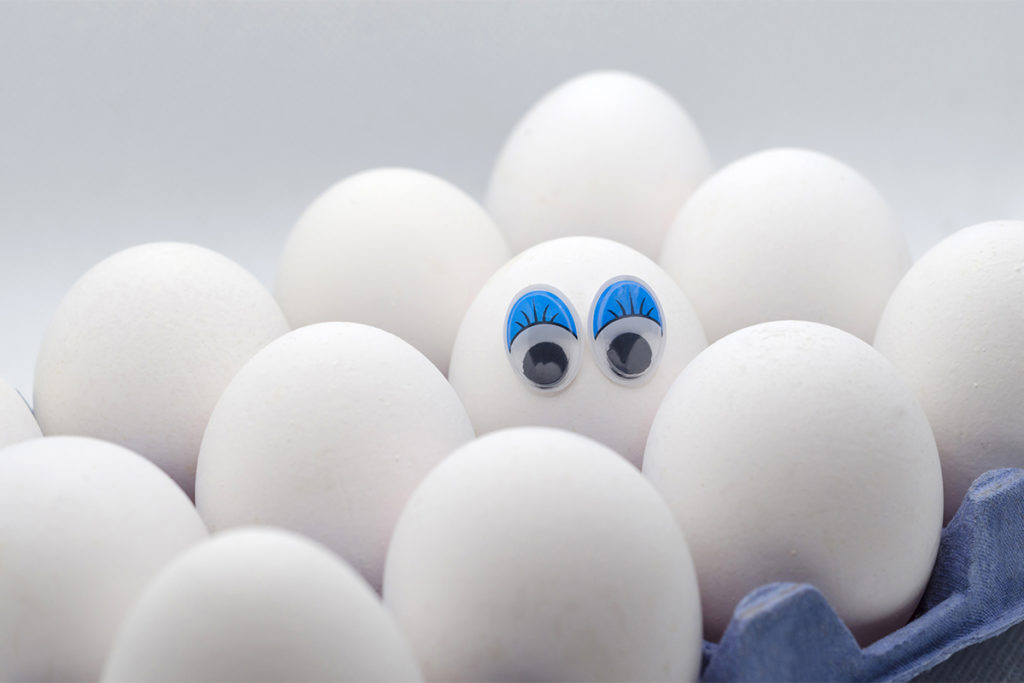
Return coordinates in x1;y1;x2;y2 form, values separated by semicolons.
523;341;568;387
607;332;652;378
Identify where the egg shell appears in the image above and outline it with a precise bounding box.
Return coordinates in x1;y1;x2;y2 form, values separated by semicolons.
0;436;207;682
643;321;943;645
486;70;711;259
34;242;289;497
383;427;703;682
195;322;474;590
0;377;41;448
275;168;511;373
874;220;1024;522
660;148;910;342
448;236;706;467
102;527;422;683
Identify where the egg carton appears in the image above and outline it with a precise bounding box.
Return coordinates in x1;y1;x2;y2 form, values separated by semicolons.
700;467;1024;681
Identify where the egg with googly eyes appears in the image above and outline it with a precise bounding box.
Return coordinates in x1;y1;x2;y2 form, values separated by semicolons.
449;237;707;466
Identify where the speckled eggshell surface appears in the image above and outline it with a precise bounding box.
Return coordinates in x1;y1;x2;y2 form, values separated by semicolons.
195;322;474;591
486;70;711;259
275;168;511;373
874;220;1024;522
448;236;706;467
33;242;289;496
102;528;422;683
0;377;40;448
383;427;703;682
643;321;943;645
660;148;910;342
0;437;207;682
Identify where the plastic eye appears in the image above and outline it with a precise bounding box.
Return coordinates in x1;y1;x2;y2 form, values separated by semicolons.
505;286;581;392
590;277;665;385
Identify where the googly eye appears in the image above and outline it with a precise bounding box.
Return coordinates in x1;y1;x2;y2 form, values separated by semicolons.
590;277;665;385
505;286;581;392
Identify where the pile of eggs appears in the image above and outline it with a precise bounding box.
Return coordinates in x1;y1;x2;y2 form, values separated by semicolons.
2;70;1022;682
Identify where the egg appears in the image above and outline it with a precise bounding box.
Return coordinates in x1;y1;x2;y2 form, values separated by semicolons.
643;321;943;645
275;168;511;373
34;242;289;496
448;236;706;467
195;322;474;590
102;527;421;683
0;377;41;448
486;70;711;259
0;436;207;682
874;220;1024;522
383;427;702;682
660;148;910;342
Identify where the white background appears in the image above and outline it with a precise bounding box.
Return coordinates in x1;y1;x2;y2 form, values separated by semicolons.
2;0;1022;396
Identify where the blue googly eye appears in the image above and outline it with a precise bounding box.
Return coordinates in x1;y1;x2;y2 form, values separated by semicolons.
505;287;581;391
590;277;665;384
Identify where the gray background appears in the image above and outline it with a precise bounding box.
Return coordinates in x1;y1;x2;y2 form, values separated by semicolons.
2;0;1022;395
1;1;1022;676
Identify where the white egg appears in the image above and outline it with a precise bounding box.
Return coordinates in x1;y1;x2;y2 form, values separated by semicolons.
275;168;511;373
195;322;474;590
643;321;943;645
448;236;706;467
34;242;289;496
0;377;40;448
874;220;1024;522
660;148;910;342
383;427;702;682
486;70;711;259
102;527;422;683
0;436;207;682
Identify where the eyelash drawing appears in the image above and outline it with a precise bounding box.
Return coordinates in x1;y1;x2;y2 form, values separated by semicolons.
505;289;578;351
599;292;658;334
514;302;568;333
592;279;663;339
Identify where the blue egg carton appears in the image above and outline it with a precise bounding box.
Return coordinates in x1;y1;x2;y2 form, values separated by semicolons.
700;468;1024;682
